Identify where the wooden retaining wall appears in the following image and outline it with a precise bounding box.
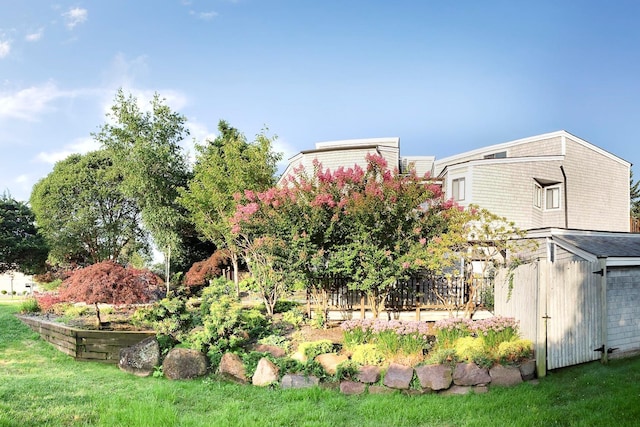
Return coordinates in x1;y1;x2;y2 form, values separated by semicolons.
18;315;155;364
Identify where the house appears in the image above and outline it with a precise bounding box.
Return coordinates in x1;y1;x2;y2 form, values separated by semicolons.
434;130;631;232
279;137;434;185
281;130;631;233
0;272;36;297
496;228;640;376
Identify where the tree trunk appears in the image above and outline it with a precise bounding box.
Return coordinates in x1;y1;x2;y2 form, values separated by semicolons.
232;253;240;297
95;302;102;329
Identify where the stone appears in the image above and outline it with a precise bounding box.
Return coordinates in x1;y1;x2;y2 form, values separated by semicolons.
253;344;287;358
290;351;307;363
162;348;207;380
489;365;523;387
219;352;248;383
315;353;349;375
356;365;381;384
340;381;366;395
252;357;279;386
383;363;414;390
415;364;453;391
519;359;537;381
441;385;472;396
473;385;489;394
453;363;491;386
368;385;395;395
280;374;320;389
118;336;160;377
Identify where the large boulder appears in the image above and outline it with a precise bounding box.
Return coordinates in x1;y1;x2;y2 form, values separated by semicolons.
163;348;208;380
315;353;349;375
383;363;414;390
519;359;536;381
219;352;248;383
253;344;287;359
118;336;160;377
489;365;523;387
356;365;381;384
415;364;453;391
340;381;366;395
453;363;491;386
252;357;279;386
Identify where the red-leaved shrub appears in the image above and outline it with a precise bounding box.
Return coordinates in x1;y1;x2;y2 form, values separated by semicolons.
184;250;231;287
33;292;63;313
58;260;161;306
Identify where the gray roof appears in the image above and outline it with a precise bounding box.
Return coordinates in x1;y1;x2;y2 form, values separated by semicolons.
554;234;640;258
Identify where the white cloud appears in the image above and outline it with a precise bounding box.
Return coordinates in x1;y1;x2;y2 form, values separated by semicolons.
25;29;44;42
63;7;88;29
35;137;100;164
0;81;65;121
190;10;218;20
0;40;10;58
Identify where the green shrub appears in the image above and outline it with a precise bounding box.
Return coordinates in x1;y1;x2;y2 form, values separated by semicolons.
473;316;519;351
335;360;360;381
282;306;305;329
63;304;89;318
496;339;534;364
350;343;384;366
310;309;325;329
453;336;492;367
433;318;473;349
39;279;62;292
258;334;291;353
19;298;40;314
242;351;273;378
1;290;7;295
425;348;457;365
298;340;334;360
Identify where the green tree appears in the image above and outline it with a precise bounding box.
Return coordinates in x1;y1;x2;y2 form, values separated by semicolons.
179;120;281;296
94;89;191;293
631;170;640;219
0;193;48;274
30;151;145;267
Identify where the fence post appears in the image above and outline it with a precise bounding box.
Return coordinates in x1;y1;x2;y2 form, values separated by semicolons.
360;294;365;319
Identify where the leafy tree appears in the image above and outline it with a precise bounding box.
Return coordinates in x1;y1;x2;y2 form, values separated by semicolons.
422;205;528;318
94;89;191;293
58;260;161;327
179;120;281;296
183;249;230;288
232;154;451;320
631;170;640;219
30;150;146;267
0;193;48;274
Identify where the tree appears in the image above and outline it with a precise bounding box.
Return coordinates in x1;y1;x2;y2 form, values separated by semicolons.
422;205;528;318
631;170;640;219
58;260;161;328
232;154;452;320
183;249;230;288
179;120;281;296
94;89;191;294
30;150;146;267
0;193;48;274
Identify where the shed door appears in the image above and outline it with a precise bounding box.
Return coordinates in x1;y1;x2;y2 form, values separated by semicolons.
544;260;602;370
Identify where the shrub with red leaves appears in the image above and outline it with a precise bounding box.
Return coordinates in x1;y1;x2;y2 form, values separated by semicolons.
58;260;160;306
184;250;231;287
33;292;63;313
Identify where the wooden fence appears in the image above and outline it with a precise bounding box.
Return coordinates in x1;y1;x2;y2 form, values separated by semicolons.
313;273;493;316
18;315;155;364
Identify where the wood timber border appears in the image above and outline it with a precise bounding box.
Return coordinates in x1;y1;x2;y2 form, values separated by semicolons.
17;315;155;364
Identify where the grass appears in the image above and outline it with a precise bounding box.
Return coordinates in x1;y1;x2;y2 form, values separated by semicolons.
1;301;640;427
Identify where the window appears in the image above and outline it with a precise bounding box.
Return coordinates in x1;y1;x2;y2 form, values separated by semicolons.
546;186;560;209
533;184;542;209
452;178;465;201
484;151;507;159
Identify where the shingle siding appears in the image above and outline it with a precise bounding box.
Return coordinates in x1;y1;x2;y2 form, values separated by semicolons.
607;268;640;353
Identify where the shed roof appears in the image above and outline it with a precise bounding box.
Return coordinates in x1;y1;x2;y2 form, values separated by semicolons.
553;234;640;258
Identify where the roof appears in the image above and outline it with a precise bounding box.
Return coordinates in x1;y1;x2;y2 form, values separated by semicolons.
526;228;640;266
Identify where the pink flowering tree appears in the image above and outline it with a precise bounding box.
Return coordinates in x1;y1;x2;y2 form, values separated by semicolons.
232;154;454;320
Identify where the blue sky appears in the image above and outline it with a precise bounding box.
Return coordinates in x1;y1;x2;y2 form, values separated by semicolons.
2;0;640;202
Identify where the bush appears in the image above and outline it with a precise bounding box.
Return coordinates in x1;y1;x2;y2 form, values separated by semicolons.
350;343;384;365
282;307;305;329
433;317;473;349
258;334;291;353
1;290;7;295
425;348;457;365
19;298;40;314
496;339;533;364
335;360;360;381
183;250;230;287
63;305;89;318
453;336;492;367
33;292;63;313
132;297;196;341
39;279;62;292
297;340;335;360
473;316;519;350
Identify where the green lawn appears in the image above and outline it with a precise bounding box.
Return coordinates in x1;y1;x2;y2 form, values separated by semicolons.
1;302;639;427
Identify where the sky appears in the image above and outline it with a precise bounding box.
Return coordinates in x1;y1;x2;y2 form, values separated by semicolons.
2;0;640;203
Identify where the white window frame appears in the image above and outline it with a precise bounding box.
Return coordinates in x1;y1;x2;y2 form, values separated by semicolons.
545;185;561;210
452;178;465;201
533;183;542;209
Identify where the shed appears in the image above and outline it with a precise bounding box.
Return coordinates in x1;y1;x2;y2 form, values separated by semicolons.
495;229;640;377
